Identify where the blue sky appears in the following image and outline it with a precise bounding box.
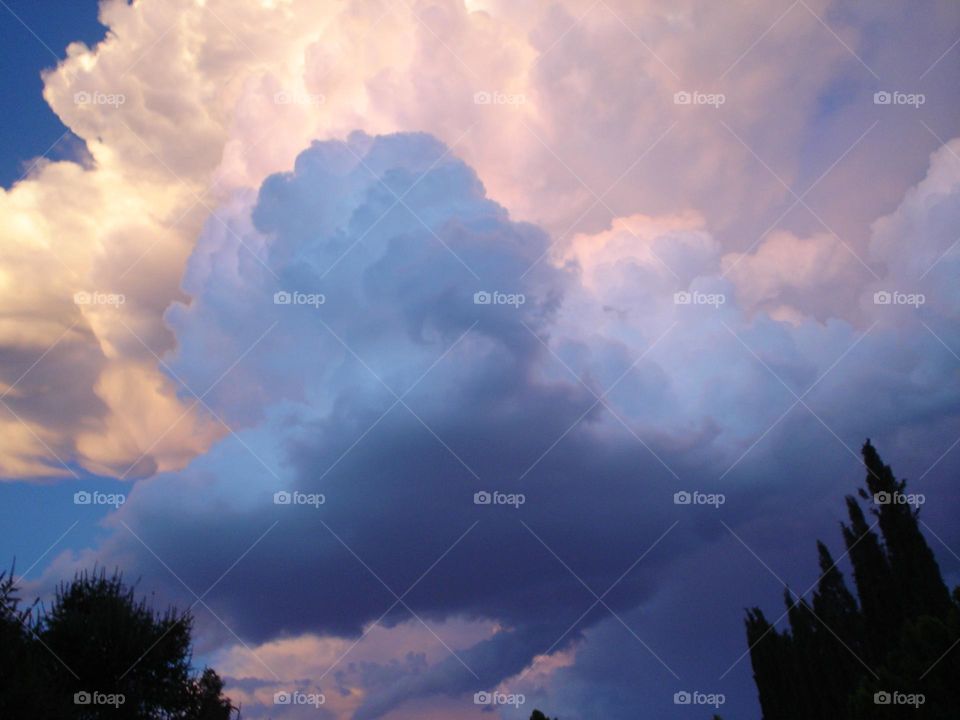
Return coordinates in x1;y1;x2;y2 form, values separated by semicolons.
0;0;102;187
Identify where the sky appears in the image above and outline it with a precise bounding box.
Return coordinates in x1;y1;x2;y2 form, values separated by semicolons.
1;1;960;718
0;0;105;187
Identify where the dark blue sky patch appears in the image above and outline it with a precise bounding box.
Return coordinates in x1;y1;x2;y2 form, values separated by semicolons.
0;0;104;187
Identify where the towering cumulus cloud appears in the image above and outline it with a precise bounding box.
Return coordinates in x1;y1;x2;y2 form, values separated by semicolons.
34;128;958;719
3;1;960;719
96;131;683;717
4;0;960;479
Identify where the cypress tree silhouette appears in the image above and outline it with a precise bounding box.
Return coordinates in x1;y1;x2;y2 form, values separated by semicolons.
744;441;959;719
808;542;863;712
860;442;952;620
840;494;901;663
745;607;796;720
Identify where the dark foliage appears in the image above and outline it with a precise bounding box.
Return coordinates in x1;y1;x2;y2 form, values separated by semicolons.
0;567;237;719
745;441;960;719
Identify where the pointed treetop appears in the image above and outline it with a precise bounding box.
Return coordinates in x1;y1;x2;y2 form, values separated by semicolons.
816;540;833;572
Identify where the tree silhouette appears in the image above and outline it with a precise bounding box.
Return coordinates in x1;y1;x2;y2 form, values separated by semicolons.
530;711;556;720
0;567;237;718
745;440;960;719
0;564;45;714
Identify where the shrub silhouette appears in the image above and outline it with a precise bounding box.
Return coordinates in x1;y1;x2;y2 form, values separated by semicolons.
0;567;236;718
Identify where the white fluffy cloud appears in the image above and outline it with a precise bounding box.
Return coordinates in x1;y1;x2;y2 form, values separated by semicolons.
3;0;958;478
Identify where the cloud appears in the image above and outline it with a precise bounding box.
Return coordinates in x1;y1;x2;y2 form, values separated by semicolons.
34;132;703;717
868;140;960;307
24;124;960;719
720;230;863;321
4;1;960;718
0;156;223;478
5;0;959;478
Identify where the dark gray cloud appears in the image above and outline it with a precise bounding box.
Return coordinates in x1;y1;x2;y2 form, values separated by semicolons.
31;130;960;720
